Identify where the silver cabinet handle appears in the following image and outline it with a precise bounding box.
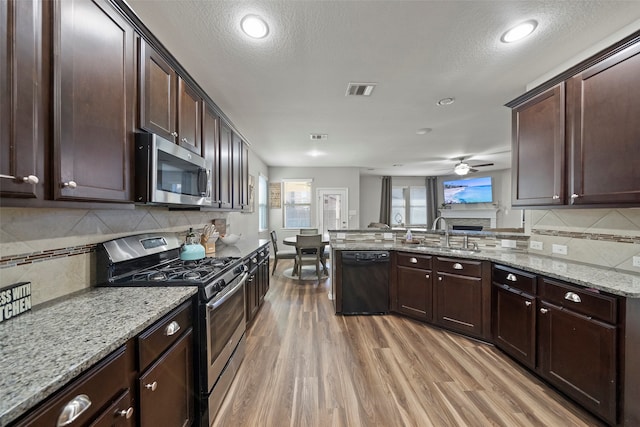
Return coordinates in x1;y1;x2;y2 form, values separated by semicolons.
145;381;158;391
0;174;39;184
571;193;580;199
62;181;77;189
564;291;582;303
181;137;188;143
409;257;418;264
425;274;430;279
552;194;560;200
453;263;463;270
164;320;181;336
438;276;443;281
57;394;92;426
540;308;548;314
171;131;178;137
506;273;517;282
117;407;134;419
525;301;532;307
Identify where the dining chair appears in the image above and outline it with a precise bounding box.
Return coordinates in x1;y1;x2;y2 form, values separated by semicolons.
270;230;297;275
299;228;319;235
294;234;324;279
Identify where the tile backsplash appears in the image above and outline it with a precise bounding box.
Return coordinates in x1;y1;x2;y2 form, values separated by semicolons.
527;208;640;273
0;206;227;306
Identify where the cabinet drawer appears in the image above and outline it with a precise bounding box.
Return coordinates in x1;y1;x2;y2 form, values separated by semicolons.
89;389;134;427
538;278;617;324
436;257;482;277
492;264;536;294
15;344;131;427
397;252;432;269
138;300;193;371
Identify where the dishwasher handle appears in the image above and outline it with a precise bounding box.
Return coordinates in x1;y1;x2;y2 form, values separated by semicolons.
342;251;390;264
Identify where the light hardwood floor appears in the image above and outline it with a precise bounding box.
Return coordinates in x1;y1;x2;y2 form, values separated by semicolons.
213;260;604;427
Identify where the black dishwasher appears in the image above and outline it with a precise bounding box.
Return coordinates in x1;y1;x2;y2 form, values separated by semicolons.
340;251;390;315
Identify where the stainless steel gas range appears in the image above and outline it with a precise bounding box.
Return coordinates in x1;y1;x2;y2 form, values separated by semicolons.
96;233;249;427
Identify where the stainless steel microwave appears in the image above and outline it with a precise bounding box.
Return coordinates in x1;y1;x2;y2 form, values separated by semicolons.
135;132;212;206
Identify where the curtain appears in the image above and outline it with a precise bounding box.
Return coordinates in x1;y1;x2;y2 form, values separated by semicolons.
379;176;392;225
425;176;438;227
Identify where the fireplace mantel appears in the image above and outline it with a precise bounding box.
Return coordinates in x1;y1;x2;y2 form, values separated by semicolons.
438;209;497;228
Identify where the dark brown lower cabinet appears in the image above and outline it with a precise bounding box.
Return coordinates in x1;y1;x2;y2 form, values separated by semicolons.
492;284;536;369
396;265;432;321
139;329;194;427
435;272;483;337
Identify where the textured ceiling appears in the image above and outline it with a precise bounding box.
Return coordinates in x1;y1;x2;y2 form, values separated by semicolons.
125;0;640;176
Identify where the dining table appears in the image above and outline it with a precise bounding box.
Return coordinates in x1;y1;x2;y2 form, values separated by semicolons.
283;235;330;275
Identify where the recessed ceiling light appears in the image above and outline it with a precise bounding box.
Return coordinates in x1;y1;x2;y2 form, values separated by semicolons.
307;150;325;157
501;20;537;43
436;97;455;106
241;15;269;39
416;128;432;135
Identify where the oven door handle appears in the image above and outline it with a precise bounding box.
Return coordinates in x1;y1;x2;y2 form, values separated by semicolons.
207;272;249;310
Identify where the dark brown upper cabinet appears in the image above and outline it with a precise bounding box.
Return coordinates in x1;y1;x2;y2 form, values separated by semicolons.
53;0;134;202
202;103;220;207
139;38;202;155
507;31;640;208
567;41;640;205
232;131;249;210
0;0;48;199
511;84;565;207
218;121;233;209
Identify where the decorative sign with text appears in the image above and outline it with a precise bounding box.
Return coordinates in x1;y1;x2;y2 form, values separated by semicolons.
0;282;32;323
269;182;281;208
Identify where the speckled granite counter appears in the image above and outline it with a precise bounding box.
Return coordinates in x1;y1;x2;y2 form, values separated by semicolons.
330;242;640;298
0;286;198;426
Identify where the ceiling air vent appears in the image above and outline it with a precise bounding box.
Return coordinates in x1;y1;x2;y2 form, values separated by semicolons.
345;82;377;96
310;134;328;141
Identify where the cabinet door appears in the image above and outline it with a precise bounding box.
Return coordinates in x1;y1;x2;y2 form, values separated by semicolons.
54;0;134;202
245;271;258;323
231;131;245;210
218;121;233;209
434;272;482;337
139;38;177;142
177;76;202;155
492;284;535;369
511;84;565;206
0;0;47;198
202;103;220;207
538;302;617;424
568;42;640;205
396;265;432;321
139;329;194;427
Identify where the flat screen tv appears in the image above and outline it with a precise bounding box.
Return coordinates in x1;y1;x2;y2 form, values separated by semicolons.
443;176;493;204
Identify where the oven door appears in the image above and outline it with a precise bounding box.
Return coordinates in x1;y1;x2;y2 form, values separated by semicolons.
205;271;248;389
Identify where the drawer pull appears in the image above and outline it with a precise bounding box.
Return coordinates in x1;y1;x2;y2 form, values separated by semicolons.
145;381;158;391
540;308;548;314
57;394;92;426
506;273;517;282
564;292;582;303
453;263;463;270
409;257;418;264
117;407;134;419
438;276;443;281
525;301;532;307
425;274;430;279
164;321;181;336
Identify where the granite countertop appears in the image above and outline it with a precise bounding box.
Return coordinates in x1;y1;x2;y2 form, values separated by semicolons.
330;242;640;298
0;286;198;426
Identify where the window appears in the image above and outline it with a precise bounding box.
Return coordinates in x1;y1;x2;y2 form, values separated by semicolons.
283;179;312;228
258;174;268;231
391;185;427;226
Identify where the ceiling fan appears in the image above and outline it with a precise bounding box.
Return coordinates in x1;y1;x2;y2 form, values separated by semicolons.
453;157;494;175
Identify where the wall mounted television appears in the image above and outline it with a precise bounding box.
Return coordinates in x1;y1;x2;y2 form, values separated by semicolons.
443;176;493;204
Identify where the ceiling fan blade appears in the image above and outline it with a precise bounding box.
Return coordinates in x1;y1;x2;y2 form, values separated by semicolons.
470;162;494;168
469;168;479;173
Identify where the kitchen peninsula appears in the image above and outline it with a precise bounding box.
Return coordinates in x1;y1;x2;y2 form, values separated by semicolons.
329;228;640;426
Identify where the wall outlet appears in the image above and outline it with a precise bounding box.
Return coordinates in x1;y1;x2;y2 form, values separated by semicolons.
633;256;640;268
383;233;394;240
529;240;543;250
552;244;568;255
501;239;517;248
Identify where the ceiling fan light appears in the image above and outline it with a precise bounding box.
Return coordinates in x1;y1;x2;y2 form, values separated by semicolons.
454;163;470;175
241;15;269;39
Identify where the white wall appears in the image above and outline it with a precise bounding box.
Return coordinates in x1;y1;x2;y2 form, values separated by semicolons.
359;175;382;228
268;166;360;240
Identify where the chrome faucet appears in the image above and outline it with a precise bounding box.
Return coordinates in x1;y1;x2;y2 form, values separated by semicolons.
431;216;450;248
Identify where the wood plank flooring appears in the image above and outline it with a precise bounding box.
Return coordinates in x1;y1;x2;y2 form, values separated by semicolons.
213;260;604;427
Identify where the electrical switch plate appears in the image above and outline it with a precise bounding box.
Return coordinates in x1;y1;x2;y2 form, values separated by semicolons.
501;239;517;248
633;256;640;268
529;240;543;250
552;244;568;255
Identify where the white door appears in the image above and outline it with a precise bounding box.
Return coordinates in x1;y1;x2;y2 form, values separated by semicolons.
316;188;348;235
